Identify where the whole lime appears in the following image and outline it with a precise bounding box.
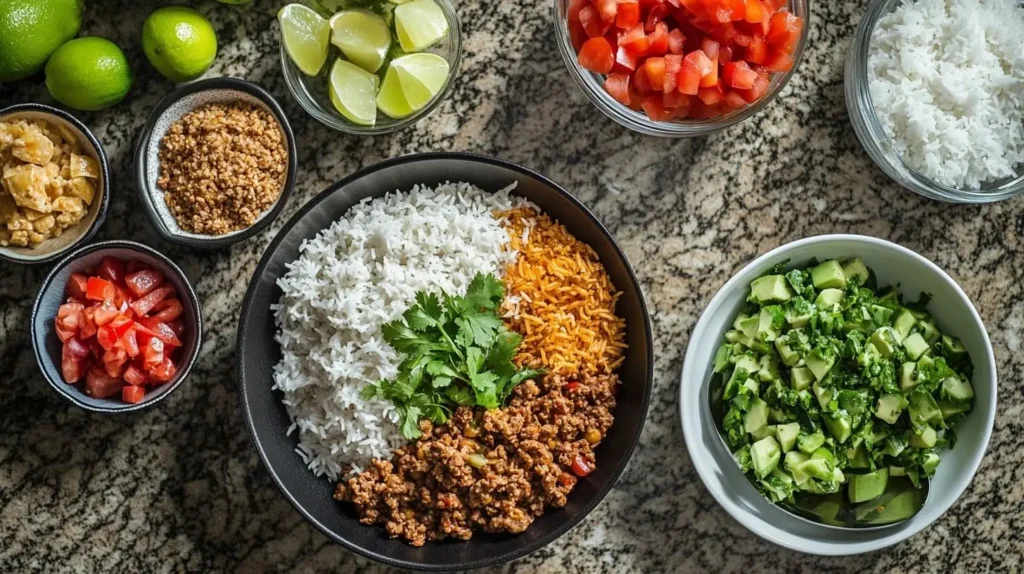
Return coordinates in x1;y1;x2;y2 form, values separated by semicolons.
0;0;82;81
45;37;133;111
142;7;218;83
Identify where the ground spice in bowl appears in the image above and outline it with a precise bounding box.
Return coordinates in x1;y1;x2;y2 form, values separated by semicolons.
157;102;287;235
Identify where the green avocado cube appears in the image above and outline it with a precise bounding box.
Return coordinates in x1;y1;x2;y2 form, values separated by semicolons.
737;315;759;339
892;309;917;342
903;332;930;360
908;389;943;427
941;376;974;402
889;466;906;477
814;288;844;310
785;451;811;485
869;327;898;358
757;308;780;342
810;260;847;290
900;361;919;393
919;319;940;343
841;257;870;285
847;444;870;469
874;393;908;424
786;308;811;328
774;335;801;367
806;349;835;381
823;414;853;444
921;452;941;475
799;458;834;481
749;275;793;304
909;426;937;449
776;422;801;453
938;399;971;420
790;366;814;392
848;468;889;503
797;429;826;454
744;397;769;434
942;334;968;359
750;436;782;479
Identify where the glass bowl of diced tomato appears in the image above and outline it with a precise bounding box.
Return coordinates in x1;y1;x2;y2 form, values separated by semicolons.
555;0;809;137
30;240;203;413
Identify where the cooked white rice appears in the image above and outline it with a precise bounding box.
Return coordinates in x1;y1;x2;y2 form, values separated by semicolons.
271;182;525;480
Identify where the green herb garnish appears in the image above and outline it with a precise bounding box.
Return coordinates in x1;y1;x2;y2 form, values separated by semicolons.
361;273;544;439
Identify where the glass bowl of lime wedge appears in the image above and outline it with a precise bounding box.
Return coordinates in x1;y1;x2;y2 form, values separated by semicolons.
278;0;462;134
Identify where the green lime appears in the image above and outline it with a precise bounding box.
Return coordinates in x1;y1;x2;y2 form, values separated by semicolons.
394;0;448;52
390;53;449;111
375;66;413;119
45;37;132;111
0;0;82;82
329;9;391;74
278;3;330;76
328;59;378;126
142;7;218;83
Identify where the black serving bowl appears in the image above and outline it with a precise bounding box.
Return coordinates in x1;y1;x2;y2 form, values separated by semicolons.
0;104;110;265
31;240;203;413
133;77;297;249
236;152;653;570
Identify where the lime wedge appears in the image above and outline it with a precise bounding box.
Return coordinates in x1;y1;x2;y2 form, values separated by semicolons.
376;65;414;118
394;0;449;52
278;4;330;76
329;59;378;126
329;9;391;74
391;53;450;110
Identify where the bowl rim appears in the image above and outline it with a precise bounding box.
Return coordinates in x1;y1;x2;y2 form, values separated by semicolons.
235;151;655;570
678;233;997;555
30;239;204;413
132;76;298;249
0;103;111;265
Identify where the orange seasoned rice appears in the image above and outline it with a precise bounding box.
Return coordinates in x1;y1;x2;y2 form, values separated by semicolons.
498;207;627;377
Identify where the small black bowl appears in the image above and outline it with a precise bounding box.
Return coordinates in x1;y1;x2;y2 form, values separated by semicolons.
236;152;654;570
0;103;110;265
133;77;297;249
31;240;203;413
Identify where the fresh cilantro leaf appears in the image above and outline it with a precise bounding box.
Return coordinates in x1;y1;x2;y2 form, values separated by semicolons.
399;405;423;439
457;312;503;348
464;273;504;311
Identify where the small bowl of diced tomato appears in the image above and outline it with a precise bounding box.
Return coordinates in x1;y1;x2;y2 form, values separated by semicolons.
555;0;808;137
30;240;203;413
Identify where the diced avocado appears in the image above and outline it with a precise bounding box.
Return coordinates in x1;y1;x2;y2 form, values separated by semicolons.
889;466;906;477
725;355;761;399
906;468;921;488
757;308;780;342
919;319;940;343
863;488;924;525
741;378;760;396
869;327;898;358
810;446;834;463
758;354;781;382
892;309;917;342
760;468;795;502
921;452;940;475
870;305;894;325
799;458;834;481
941;376;974;402
791;366;814;392
768;407;789;424
776;422;801;453
938;399;972;420
814;288;844;310
831;467;847;486
713;344;732;373
942;334;968;358
797;429;826;455
786;309;811;328
823;414;853;444
750;436;781;479
732;313;751;331
874;393;908;424
810;260;847;290
725;330;742;343
744;397;769;435
737;315;759;339
806;349;835;381
848;468;889;503
900;361;919;393
908;390;943;427
910;426;937;449
774;336;800;367
749;275;793;304
882;436;906;457
734;332;769;354
785;451;811;485
750;423;773;441
841;257;870;285
812;381;834;410
847;444;870;469
902;333;930;360
733;355;759;378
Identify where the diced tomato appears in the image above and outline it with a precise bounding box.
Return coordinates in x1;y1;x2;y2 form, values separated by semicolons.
644;3;669;33
680;50;712;94
722;60;758;88
152;299;182;323
129;286;172;318
641;57;666;90
143;337;165;370
667;28;685;54
578;36;615;74
646;21;669;55
615;2;640;28
633;67;653;95
640;94;674;120
700;38;720;59
579;5;608;38
743;0;765;23
570;454;595;477
698;84;725;105
766;11;801;54
56;318;78;343
597;0;618;22
619;24;649;54
55;302;84;342
663;89;690;108
103;347;128;378
663;54;682;92
80;307;97;339
124;365;148;386
61;345;86;384
615;45;639;71
67;273;89;300
745;34;767;63
93;300;119;326
569;19;588;51
738;75;770;102
97;257;124;285
148;357;177;383
96;324;117;351
678;0;704;15
85;367;124;398
763;49;794;71
169;320;185;339
603;72;631;104
117;327;140;357
108;315;134;338
124;269;163;298
122;385;145;404
568;0;588;20
707;0;744;23
557;472;577;488
722;89;748;109
85;277;115;302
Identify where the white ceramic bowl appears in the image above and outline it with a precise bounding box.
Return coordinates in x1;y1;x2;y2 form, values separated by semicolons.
679;234;997;555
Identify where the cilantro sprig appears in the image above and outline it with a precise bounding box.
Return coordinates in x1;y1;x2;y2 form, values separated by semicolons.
361;273;544;439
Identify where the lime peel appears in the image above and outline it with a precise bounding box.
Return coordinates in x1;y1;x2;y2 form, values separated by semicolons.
278;3;330;76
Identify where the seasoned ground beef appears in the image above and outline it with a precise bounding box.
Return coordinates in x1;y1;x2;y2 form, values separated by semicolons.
334;373;618;546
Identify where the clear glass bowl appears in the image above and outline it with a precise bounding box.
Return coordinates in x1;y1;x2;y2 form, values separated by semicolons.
552;0;810;138
845;0;1024;203
280;0;463;135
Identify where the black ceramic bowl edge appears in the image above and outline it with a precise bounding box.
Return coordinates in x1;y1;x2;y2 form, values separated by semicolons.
0;103;111;265
31;240;204;413
132;77;297;249
235;152;654;570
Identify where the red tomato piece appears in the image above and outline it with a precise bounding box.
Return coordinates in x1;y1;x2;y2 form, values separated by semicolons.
85;277;115;302
138;319;182;347
615;2;639;28
680;50;712;94
570;454;595;477
80;307;98;339
722;60;758;88
103;348;128;378
55;302;84;342
67;273;89;300
569;19;588;51
61;344;86;384
667;28;685;54
678;0;704;15
143;337;165;370
738;75;770;102
122;385;145;404
557;472;577;488
640;94;674;120
578;36;615;74
633;67;653;95
663;54;682;92
744;0;765;22
97;257;124;285
109;315;134;338
85;367;124;398
96;324;118;351
579;5;608;38
663;89;690;108
604;72;632;104
763;49;794;71
124;365;148;386
597;0;617;22
618;24;649;55
124;269;163;298
568;0;588;20
698;84;725;105
707;0;744;23
118;327;140;357
149;357;177;383
647;21;669;56
615;45;639;71
129;286;172;318
746;34;767;64
93;300;119;326
766;11;802;53
66;336;91;359
722;90;748;109
169;320;185;339
700;38;720;59
644;3;669;33
641;57;666;90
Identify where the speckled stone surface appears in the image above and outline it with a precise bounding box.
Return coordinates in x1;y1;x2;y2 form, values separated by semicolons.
1;1;1022;572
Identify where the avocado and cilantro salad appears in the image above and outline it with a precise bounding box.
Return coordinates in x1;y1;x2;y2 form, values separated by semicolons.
712;257;975;523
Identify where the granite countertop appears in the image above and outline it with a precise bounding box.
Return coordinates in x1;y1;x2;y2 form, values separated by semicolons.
2;1;1022;572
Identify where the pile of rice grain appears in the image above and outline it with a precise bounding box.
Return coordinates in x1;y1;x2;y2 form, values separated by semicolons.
272;182;523;479
499;207;627;378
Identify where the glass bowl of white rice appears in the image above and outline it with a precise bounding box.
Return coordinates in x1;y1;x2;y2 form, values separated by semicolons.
845;0;1024;203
